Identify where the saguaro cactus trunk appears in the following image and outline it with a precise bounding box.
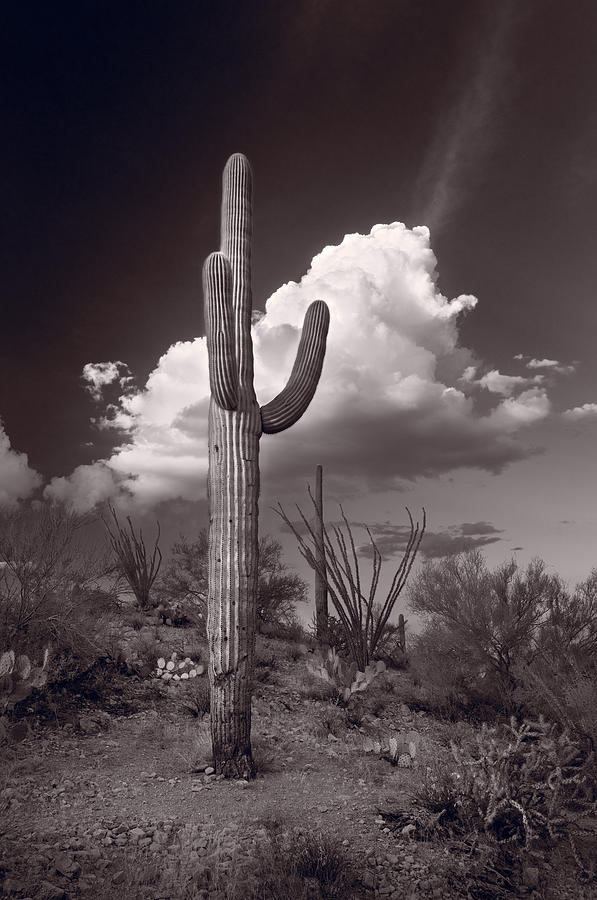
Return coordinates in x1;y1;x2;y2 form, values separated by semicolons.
314;465;328;642
203;154;329;777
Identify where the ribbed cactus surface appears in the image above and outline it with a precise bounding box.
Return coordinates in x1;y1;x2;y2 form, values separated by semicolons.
203;153;329;777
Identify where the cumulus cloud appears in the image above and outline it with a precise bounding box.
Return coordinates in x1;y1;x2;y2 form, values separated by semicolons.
515;354;577;376
562;403;597;422
82;361;133;402
46;223;554;511
527;358;560;369
467;368;543;396
0;422;43;508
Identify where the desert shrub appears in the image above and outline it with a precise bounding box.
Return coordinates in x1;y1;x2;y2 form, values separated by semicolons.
308;704;348;739
408;623;506;722
408;551;580;715
157;532;208;624
290;830;352;898
323;614;351;656
413;715;595;863
375;618;408;670
126;630;161;672
158;532;306;636
177;676;210;718
122;608;147;630
298;670;341;702
514;656;597;762
0;503;116;686
250;826;352;900
256;536;307;631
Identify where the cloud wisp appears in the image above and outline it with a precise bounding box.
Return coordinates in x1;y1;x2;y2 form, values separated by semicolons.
414;1;521;231
45;222;556;512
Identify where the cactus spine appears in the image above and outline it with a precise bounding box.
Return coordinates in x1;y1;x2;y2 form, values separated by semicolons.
203;154;329;777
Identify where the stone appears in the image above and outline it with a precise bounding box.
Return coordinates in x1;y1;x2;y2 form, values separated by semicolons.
39;882;67;899
129;827;146;841
204;766;215;775
78;716;101;735
360;871;376;889
523;866;539;889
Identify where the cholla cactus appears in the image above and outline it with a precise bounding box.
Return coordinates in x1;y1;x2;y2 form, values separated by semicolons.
0;647;49;712
203;154;329;777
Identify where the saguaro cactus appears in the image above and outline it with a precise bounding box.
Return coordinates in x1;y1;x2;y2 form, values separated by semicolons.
203;154;329;777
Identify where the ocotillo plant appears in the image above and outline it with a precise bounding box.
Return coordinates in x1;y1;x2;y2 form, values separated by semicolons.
314;464;328;642
203;153;329;777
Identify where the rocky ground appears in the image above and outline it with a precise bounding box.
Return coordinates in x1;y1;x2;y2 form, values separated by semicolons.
1;622;596;900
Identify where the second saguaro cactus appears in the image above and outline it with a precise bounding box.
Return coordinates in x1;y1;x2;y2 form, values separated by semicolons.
203;154;329;777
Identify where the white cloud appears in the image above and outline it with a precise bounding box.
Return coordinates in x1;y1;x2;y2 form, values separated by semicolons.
524;357;576;375
83;361;132;401
527;358;560;370
562;403;597;422
0;423;43;508
475;369;543;396
486;387;551;429
45;222;553;512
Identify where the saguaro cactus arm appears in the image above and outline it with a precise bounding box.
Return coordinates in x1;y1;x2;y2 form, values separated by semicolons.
203;252;238;410
221;153;254;393
260;299;330;434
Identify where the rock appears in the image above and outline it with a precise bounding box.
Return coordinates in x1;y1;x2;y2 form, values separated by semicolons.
360;871;376;889
9;721;30;742
129;827;146;842
523;866;539;889
78;716;101;735
53;854;75;876
39;881;67;899
204;766;215;775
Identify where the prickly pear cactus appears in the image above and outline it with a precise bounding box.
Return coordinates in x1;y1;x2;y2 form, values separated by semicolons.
0;647;49;713
203;154;329;777
306;648;386;702
363;730;420;766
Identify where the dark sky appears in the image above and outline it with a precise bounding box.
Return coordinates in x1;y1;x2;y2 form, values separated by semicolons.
2;1;597;583
3;0;596;478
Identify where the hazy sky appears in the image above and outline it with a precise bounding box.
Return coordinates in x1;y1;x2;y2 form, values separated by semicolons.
2;1;597;603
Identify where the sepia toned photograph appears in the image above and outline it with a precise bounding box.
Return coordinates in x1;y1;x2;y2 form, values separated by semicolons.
1;2;596;898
